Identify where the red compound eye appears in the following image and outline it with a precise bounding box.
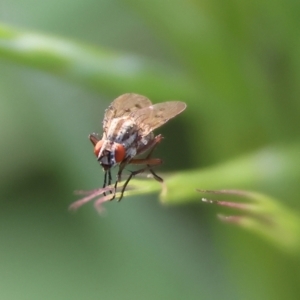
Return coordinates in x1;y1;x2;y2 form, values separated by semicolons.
94;140;104;157
114;143;125;163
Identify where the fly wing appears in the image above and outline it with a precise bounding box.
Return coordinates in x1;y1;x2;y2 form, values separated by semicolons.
131;101;186;136
103;93;152;132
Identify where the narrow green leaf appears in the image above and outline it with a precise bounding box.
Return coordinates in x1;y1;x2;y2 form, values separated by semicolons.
0;23;198;100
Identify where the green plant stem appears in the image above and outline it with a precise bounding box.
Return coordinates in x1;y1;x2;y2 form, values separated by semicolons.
127;143;300;254
0;23;198;100
128;143;300;205
160;143;300;204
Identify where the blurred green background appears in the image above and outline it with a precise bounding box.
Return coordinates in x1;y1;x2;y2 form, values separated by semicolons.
1;1;300;299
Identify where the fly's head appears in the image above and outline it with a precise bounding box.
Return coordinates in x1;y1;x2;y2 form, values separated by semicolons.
89;134;126;170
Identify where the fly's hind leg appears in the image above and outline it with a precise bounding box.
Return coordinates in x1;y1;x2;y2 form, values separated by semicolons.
148;168;163;183
117;157;163;202
118;167;148;202
145;135;164;183
130;134;164;183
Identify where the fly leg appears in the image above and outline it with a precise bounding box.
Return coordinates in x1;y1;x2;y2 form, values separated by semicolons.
144;135;163;183
108;161;127;201
117;135;163;201
113;135;164;201
148;168;163;183
90;133;114;196
130;134;164;183
89;133;100;146
117;157;163;202
102;169;113;196
108;169;112;186
118;167;148;202
103;171;107;188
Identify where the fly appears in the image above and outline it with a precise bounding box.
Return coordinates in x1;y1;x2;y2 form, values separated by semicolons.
89;93;186;201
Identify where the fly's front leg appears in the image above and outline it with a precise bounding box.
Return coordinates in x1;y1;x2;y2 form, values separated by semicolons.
102;171;108;196
109;161;127;201
102;169;113;196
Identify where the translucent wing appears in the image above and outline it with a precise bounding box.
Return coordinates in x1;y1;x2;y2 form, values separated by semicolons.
131;101;186;136
103;93;152;132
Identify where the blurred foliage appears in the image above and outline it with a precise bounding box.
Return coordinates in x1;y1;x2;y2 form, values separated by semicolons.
1;1;300;300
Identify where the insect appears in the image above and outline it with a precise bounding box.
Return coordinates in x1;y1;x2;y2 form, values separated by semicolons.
89;93;186;201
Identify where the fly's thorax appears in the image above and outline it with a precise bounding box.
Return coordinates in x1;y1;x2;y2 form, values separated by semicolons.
93;139;126;170
106;117;139;147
